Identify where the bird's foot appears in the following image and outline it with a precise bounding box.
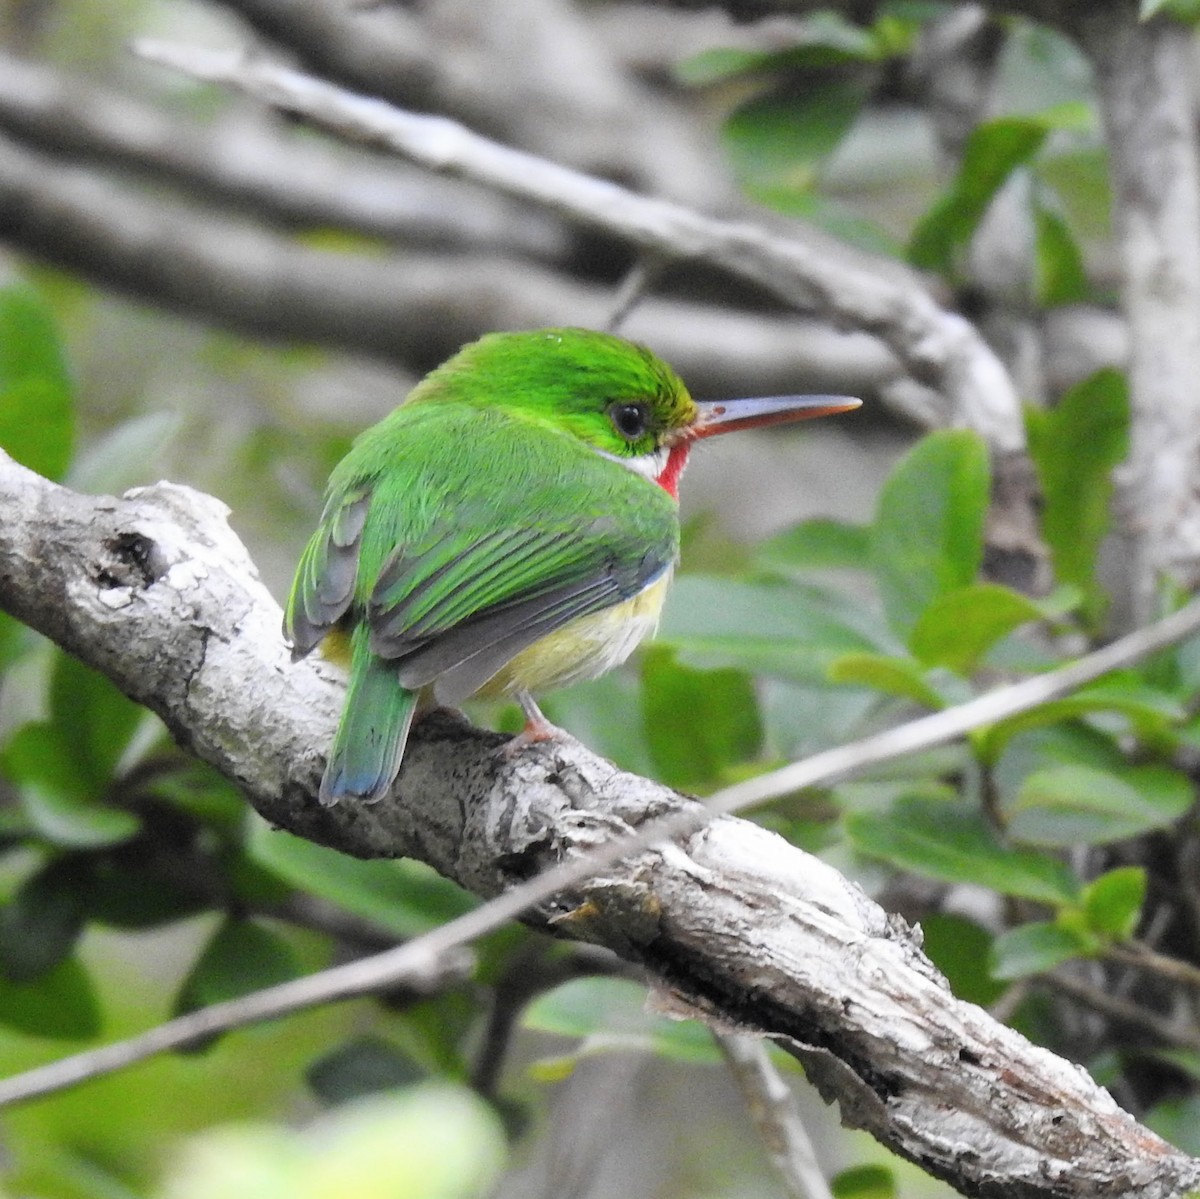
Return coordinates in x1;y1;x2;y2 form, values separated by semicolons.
499;692;567;759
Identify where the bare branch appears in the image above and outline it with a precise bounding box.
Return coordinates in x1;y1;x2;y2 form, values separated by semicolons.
1042;972;1200;1054
714;1032;834;1199
0;127;925;404
0;49;566;257
218;0;734;206
133;39;1025;453
1;451;1199;1194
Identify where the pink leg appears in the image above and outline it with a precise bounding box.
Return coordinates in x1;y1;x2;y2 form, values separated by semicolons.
501;690;567;756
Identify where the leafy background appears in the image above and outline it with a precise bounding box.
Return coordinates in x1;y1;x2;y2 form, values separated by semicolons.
1;2;1200;1197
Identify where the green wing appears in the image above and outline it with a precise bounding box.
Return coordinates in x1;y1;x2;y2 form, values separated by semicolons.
368;513;672;704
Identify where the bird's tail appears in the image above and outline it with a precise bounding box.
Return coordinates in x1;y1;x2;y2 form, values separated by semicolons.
320;625;416;806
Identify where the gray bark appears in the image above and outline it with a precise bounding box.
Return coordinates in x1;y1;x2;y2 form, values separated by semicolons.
1076;6;1200;616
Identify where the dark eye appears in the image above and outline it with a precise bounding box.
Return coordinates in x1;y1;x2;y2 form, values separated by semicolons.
609;402;649;440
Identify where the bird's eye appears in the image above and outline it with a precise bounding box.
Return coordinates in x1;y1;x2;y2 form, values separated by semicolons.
609;402;650;441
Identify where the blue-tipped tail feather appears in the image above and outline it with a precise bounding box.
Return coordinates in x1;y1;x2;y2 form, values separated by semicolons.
319;629;417;806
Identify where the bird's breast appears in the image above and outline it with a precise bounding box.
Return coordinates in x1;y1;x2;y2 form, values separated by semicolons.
478;571;672;698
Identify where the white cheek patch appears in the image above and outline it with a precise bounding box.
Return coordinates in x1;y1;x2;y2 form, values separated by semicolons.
596;446;669;481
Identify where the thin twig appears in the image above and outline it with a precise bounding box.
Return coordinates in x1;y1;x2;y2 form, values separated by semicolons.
715;1032;835;1199
604;253;664;334
1104;942;1200;993
3;597;1200;1108
1041;972;1200;1053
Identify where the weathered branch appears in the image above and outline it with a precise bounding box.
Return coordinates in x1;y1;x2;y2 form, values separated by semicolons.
217;0;733;206
1;451;1198;1196
0;49;565;257
134;39;1025;454
0;127;926;406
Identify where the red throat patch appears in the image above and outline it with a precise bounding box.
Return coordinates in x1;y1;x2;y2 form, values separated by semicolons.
656;442;691;499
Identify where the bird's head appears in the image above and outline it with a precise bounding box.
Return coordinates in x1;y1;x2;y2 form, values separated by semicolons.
410;328;860;497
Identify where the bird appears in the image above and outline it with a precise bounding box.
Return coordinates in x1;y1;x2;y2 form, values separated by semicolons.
284;327;859;805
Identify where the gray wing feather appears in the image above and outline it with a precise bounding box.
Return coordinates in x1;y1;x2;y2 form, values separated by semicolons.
394;574;617;700
285;491;370;659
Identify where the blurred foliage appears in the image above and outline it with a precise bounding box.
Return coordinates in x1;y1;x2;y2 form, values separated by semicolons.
1;2;1199;1197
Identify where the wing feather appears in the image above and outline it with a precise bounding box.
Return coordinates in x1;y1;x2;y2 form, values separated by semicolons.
371;516;672;698
284;489;371;659
393;572;622;691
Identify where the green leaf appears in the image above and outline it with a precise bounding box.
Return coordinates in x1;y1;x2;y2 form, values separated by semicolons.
659;577;886;684
0;284;74;481
79;849;210;929
676;14;886;85
142;759;247;832
742;188;903;257
919;914;1007;1006
1025;370;1129;629
826;652;945;708
307;1036;426;1105
990;920;1094;980
1033;199;1089;306
831;1163;896;1199
0;860;86;982
49;653;145;790
0;954;101;1039
154;1085;505;1199
249;821;475;938
760;677;880;761
0;612;24;675
1008;762;1193;846
1;722;141;848
1146;1096;1200;1156
522;977;722;1066
846;796;1079;904
641;647;761;789
1149;1047;1200;1084
724;78;868;193
909;582;1046;673
1141;0;1200;21
174;919;302;1036
755;519;872;574
910;117;1048;276
871;430;990;641
675;47;782;85
1081;866;1146;940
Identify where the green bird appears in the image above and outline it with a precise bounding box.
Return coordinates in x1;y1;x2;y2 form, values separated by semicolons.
285;328;858;806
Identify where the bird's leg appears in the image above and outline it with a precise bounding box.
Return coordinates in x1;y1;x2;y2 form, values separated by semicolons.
501;690;568;757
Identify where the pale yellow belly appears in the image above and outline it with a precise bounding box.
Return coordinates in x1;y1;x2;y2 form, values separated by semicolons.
477;571;672;699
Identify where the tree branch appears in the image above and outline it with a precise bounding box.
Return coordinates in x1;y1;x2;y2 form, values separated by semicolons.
216;0;734;207
0;126;926;405
1;452;1199;1195
1073;5;1200;617
0;49;566;257
714;1032;835;1199
133;39;1025;454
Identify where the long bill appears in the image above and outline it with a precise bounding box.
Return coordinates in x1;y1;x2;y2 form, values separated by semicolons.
690;394;861;439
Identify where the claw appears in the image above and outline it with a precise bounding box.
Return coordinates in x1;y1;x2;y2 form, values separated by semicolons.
499;691;567;758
